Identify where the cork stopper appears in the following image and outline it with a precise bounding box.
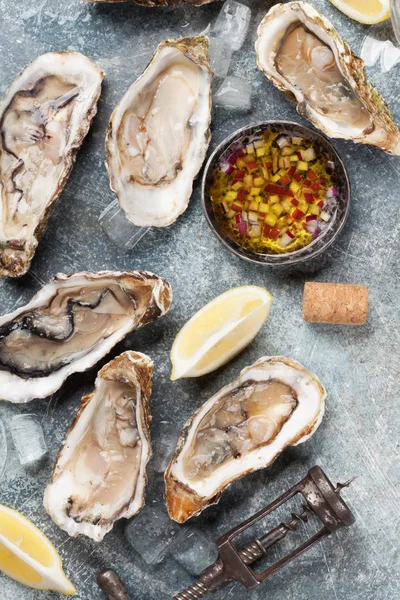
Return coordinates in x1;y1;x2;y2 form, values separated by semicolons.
302;282;368;325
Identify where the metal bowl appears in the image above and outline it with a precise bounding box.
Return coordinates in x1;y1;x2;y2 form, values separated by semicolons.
201;121;351;267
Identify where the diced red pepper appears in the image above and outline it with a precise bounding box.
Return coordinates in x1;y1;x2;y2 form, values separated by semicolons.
318;200;325;208
303;179;311;187
306;215;317;222
311;182;320;191
232;203;243;212
258;212;267;218
288;166;296;176
269;228;280;240
233;170;246;180
279;175;291;187
265;161;273;169
293;173;302;182
318;177;326;186
247;162;257;171
307;169;317;180
304;192;314;203
297;151;302;159
235;213;242;224
237;148;245;157
291;198;299;207
264;184;294;197
237;190;247;202
287;231;295;239
263;225;271;238
292;208;305;220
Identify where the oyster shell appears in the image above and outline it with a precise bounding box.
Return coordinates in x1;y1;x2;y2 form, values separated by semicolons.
106;37;212;227
165;356;325;523
0;52;104;278
256;2;400;154
0;270;171;403
44;351;153;541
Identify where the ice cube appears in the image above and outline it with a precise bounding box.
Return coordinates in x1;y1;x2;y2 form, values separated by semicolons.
211;0;251;52
0;419;7;480
170;528;218;576
214;76;252;111
208;36;233;80
150;422;180;475
381;40;400;72
125;497;185;564
99;200;150;251
9;414;47;466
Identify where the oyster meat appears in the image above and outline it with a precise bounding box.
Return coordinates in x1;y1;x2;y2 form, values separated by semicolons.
87;1;216;9
0;52;104;278
256;2;400;154
44;351;153;541
165;356;325;523
0;270;171;403
106;37;212;227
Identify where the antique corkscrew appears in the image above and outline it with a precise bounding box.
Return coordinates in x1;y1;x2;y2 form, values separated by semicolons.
97;466;355;600
173;466;355;600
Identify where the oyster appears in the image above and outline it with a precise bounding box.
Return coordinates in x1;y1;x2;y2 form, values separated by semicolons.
44;351;153;541
256;2;400;154
106;37;212;227
0;270;171;403
165;356;325;523
0;52;104;278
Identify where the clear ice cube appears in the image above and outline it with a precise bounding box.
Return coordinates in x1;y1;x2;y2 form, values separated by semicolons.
99;200;150;251
170;528;218;576
214;76;252;111
125;497;185;564
208;36;233;80
0;419;7;480
150;422;180;475
10;414;47;466
211;0;251;52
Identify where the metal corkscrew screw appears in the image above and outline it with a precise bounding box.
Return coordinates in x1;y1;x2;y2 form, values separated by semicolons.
173;466;356;600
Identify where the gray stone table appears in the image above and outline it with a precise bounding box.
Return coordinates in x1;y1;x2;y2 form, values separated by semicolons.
0;1;399;599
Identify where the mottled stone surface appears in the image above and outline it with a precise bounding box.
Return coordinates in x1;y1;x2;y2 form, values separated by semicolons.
0;1;399;599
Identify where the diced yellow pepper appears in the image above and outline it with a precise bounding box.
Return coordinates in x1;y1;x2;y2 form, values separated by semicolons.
250;187;262;196
249;201;259;211
272;203;284;217
281;199;292;213
225;191;238;201
276;216;287;228
299;202;309;213
259;202;269;213
226;210;236;219
297;161;308;171
281;146;294;156
278;169;287;177
269;195;280;205
290;181;301;194
271;173;281;183
236;158;246;168
309;204;321;215
289;155;299;162
232;182;242;191
246;143;255;154
243;175;253;188
255;196;263;204
256;147;265;157
265;213;277;227
253;177;265;187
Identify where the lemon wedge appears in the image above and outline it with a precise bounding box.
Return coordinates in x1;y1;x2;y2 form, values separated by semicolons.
170;286;273;380
329;0;390;24
0;504;76;595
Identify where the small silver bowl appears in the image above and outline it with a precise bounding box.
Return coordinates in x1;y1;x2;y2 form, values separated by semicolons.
201;121;351;266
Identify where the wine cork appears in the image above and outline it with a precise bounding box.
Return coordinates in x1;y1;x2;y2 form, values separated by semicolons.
302;282;368;325
97;569;132;600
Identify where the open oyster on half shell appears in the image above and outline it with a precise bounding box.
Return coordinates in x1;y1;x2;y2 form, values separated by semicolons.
106;37;212;227
44;351;153;541
256;2;400;154
165;356;325;523
0;52;104;278
0;270;171;403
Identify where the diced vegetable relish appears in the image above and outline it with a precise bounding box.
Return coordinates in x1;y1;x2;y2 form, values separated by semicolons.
210;130;338;254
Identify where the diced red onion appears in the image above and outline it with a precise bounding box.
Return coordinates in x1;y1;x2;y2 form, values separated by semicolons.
326;186;338;198
238;222;247;235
